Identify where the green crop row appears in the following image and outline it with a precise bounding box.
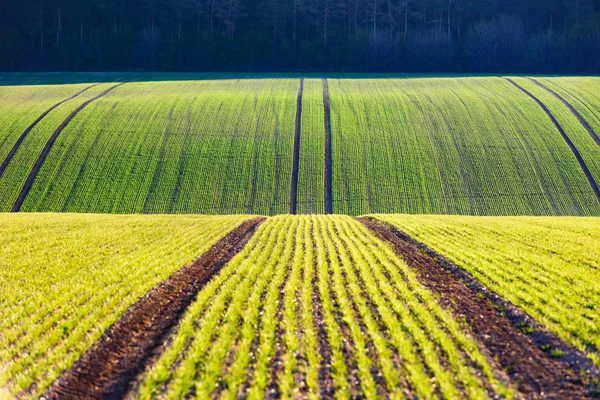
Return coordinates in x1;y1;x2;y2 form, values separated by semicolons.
297;79;325;214
376;214;600;368
19;79;300;215
137;215;512;399
0;213;253;398
329;77;600;216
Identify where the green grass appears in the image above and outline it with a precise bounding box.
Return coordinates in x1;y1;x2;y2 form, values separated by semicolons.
329;77;600;216
375;214;600;368
137;215;512;399
0;213;253;398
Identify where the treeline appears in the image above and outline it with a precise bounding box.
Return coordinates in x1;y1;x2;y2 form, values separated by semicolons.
0;0;599;73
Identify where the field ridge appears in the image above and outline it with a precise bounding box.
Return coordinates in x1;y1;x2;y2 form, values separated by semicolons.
11;83;125;212
360;216;598;398
505;78;600;205
41;217;266;399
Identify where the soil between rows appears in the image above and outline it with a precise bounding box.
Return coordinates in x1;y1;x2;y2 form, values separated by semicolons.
41;217;266;400
358;216;598;399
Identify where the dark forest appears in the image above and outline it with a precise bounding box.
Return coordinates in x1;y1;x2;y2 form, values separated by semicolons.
1;0;599;73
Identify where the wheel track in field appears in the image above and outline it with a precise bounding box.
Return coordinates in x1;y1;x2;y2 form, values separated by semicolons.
359;216;600;399
0;84;99;180
505;78;600;205
290;78;304;214
41;217;266;400
527;77;600;146
322;78;333;214
11;83;125;212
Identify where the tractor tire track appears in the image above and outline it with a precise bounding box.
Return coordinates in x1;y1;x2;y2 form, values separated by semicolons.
527;78;600;146
505;78;600;205
290;78;304;214
322;78;333;214
41;217;266;400
0;84;99;180
11;83;124;212
359;216;600;399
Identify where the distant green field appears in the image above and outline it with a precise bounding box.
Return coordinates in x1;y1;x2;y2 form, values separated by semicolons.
329;77;600;215
0;75;599;215
376;214;600;368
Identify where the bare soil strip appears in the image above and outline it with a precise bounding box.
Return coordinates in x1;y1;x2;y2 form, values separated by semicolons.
527;78;600;146
0;84;99;179
322;78;333;214
506;78;600;205
11;83;125;212
290;78;304;214
358;216;599;399
41;217;266;400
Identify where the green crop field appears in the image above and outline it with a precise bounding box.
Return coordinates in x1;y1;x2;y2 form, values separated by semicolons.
329;77;600;215
376;214;600;368
14;79;304;215
535;77;600;136
1;75;599;216
0;213;252;398
1;74;600;399
135;215;510;399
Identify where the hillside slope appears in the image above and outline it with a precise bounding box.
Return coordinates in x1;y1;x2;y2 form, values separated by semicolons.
0;75;599;215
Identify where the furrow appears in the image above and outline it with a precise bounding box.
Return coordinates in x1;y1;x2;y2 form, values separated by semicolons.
290;78;304;214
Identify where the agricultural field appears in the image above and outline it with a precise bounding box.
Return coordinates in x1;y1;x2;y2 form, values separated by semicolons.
2;213;599;399
12;79;303;215
329;77;600;215
376;214;600;368
0;75;599;215
0;213;253;398
1;74;600;399
0;83;116;211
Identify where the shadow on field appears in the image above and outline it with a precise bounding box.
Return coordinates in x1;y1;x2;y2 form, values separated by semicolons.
0;72;591;86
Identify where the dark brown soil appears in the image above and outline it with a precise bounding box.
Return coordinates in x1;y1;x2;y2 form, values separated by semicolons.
527;78;600;146
505;78;600;205
290;78;304;215
358;216;599;399
0;84;98;179
322;78;333;214
41;217;266;400
11;83;125;212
